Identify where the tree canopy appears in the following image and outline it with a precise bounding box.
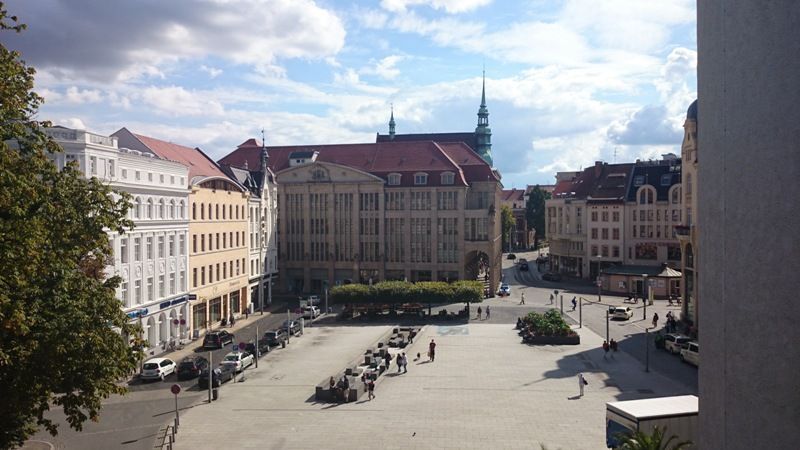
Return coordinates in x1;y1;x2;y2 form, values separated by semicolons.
0;6;139;448
500;204;516;251
525;185;551;248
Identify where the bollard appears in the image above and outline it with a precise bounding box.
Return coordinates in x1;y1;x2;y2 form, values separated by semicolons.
174;417;178;432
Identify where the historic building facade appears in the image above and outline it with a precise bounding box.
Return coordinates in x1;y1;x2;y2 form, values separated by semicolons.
500;188;532;250
676;100;698;328
220;141;503;295
47;127;191;355
114;129;251;338
219;140;279;313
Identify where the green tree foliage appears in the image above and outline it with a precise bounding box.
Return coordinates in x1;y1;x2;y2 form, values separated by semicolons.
522;309;575;337
500;204;516;250
525;185;550;248
0;6;140;448
616;426;692;450
330;281;483;305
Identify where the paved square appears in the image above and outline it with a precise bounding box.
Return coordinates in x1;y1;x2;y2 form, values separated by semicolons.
174;322;690;450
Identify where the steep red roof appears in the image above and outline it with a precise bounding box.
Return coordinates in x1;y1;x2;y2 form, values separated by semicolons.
219;139;498;187
501;188;525;202
113;128;228;181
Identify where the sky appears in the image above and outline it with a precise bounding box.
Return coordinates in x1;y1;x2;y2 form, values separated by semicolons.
5;0;697;187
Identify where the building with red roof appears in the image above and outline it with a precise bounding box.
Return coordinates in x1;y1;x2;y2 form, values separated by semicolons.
113;128;252;338
219;137;503;294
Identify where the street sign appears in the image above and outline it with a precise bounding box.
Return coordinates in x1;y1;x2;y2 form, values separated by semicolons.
173;319;179;325
171;384;181;395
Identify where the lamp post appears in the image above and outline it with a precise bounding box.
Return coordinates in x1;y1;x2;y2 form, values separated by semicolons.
642;274;649;320
645;327;650;372
258;220;265;315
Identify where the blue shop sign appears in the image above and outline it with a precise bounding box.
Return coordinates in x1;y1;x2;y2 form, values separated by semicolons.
159;295;190;310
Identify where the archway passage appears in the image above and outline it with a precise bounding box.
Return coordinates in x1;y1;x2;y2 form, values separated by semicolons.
466;251;491;297
146;316;157;349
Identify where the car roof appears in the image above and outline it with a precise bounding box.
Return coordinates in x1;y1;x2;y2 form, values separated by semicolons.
223;352;242;357
145;357;171;364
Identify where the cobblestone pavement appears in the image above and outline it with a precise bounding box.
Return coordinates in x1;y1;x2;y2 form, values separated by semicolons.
173;321;690;450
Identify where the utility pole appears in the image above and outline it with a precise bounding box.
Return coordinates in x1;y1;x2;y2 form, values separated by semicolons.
255;324;259;368
207;351;212;403
645;328;650;372
579;297;582;328
642;274;649;320
286;308;291;344
606;309;610;343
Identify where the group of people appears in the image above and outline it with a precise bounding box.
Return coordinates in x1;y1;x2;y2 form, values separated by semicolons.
475;305;490;320
664;310;678;333
330;375;351;403
602;339;619;358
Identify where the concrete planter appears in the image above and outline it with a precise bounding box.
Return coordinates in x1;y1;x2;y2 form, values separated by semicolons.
523;334;580;345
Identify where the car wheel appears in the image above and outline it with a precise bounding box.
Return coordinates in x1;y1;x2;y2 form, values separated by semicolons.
160;373;165;381
679;354;685;362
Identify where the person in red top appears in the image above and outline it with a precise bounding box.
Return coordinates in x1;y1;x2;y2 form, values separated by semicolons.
429;339;436;362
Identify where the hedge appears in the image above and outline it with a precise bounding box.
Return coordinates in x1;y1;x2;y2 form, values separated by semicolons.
522;309;576;337
330;280;483;305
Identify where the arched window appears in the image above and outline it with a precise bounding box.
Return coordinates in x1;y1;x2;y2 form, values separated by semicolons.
134;197;142;219
180;201;186;219
222;203;226;219
169;200;176;219
216;204;219;220
207;203;212;220
159;199;166;219
200;203;205;220
638;187;654;205
192;202;196;220
671;186;681;204
146;199;154;219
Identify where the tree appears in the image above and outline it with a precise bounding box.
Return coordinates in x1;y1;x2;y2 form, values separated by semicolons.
0;6;139;448
616;426;692;450
500;204;516;251
525;185;551;249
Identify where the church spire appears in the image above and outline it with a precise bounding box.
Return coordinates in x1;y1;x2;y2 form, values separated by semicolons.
475;71;492;166
260;127;269;174
388;103;396;140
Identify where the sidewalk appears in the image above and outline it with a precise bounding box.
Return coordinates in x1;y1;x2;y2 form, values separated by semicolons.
172;321;691;450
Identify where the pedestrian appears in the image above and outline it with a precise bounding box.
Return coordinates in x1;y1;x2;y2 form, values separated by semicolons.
549;293;554;304
384;352;392;372
652;312;659;329
367;378;375;400
477;306;482;320
485;305;491;320
229;315;235;327
571;297;577;311
519;292;525;305
578;373;588;397
602;340;610;359
429;339;436;362
397;352;403;373
610;339;618;357
401;352;408;373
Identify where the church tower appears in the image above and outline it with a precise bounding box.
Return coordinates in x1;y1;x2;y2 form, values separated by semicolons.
388;105;396;140
475;71;493;166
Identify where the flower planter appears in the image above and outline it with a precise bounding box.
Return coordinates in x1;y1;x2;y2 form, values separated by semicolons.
523;334;581;345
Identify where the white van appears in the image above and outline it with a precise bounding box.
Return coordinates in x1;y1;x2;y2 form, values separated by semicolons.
303;306;320;319
680;342;699;366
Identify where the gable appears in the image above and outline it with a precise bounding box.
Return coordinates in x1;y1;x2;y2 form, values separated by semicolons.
275;161;384;185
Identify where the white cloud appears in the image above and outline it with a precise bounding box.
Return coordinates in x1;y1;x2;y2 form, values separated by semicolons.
360;55;405;80
64;87;103;104
200;65;223;78
58;117;88;130
380;0;492;14
139;86;226;117
7;0;346;82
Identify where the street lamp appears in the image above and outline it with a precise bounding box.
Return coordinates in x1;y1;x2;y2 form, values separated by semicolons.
642;274;649;320
596;255;602;303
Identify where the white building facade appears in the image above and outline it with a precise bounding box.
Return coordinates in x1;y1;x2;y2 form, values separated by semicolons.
47;127;191;356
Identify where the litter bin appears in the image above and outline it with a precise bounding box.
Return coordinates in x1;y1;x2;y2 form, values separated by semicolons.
212;388;219;401
281;340;286;349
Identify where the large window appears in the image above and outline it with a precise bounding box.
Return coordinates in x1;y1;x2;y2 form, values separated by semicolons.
414;172;428;185
387;173;401;186
440;172;455;185
120;238;128;263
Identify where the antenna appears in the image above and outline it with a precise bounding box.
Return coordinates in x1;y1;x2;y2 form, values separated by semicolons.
261;127;265;149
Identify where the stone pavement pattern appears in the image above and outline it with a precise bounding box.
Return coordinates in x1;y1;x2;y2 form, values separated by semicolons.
174;322;691;450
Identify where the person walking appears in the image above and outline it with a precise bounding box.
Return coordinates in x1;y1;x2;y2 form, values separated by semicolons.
578;373;587;397
485;305;491;320
397;352;403;373
367;378;375;400
610;339;618;358
401;352;408;373
384;352;392;372
429;339;436;362
549;293;554;304
652;312;659;329
602;340;610;359
571;297;577;311
477;306;482;320
519;292;526;305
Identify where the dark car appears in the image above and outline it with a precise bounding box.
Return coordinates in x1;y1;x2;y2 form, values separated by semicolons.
506;253;517;260
282;320;301;335
245;338;271;358
202;330;234;349
264;329;288;347
197;365;235;389
176;356;209;380
542;272;562;282
519;259;529;271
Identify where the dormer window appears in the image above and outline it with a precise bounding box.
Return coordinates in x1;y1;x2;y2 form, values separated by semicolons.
441;172;455;185
660;174;672;186
388;173;401;186
414;172;428;185
634;175;644;186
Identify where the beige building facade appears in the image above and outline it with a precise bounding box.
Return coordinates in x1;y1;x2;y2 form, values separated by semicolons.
676;100;698;329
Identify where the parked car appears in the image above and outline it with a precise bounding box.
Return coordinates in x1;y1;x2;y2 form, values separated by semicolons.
680;342;699;366
506;253;517;260
244;338;271;359
221;351;254;373
176;356;209;380
612;306;634;320
520;261;529;271
541;272;562;282
303;305;320;319
282;319;301;335
140;358;176;381
264;329;288;347
497;284;511;296
202;330;234;349
306;295;321;306
198;365;235;389
664;334;692;354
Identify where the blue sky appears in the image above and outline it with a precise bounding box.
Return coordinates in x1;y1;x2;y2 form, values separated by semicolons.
6;0;697;187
